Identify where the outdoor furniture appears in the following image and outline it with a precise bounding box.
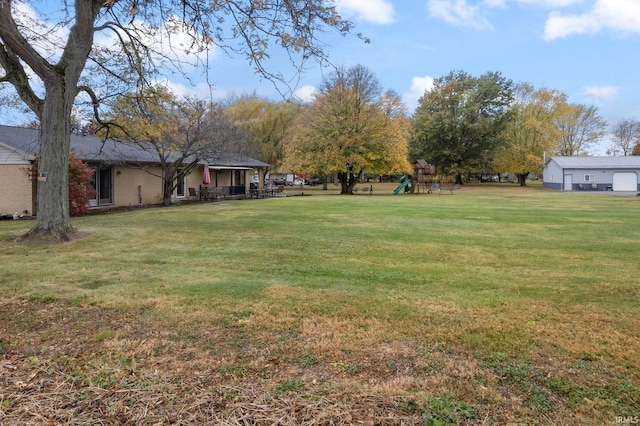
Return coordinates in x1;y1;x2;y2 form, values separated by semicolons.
261;188;272;198
201;187;211;201
248;187;280;198
212;187;224;200
188;187;198;201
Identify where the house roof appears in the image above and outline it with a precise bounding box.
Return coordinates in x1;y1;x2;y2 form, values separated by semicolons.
0;125;39;157
0;125;161;163
0;125;269;168
548;156;640;169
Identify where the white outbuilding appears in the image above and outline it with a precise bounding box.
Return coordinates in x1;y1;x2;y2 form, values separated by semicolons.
543;156;640;192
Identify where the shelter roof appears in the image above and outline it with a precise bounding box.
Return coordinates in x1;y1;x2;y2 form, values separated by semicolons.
413;159;430;169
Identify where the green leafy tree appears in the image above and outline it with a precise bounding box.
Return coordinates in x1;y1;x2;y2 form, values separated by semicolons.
494;83;566;186
0;0;358;241
225;95;301;172
283;65;411;194
553;103;607;156
410;71;514;184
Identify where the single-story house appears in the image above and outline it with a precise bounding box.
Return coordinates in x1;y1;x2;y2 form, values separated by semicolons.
542;156;640;192
0;125;269;216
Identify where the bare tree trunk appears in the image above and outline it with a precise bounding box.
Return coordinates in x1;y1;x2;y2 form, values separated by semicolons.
517;172;529;186
338;172;350;194
22;79;74;241
338;171;360;194
163;180;174;206
11;0;102;242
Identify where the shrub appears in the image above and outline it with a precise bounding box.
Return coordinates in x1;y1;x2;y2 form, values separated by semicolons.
24;150;96;216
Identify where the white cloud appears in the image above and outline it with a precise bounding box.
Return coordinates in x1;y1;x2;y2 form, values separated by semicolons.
483;0;583;8
593;0;640;33
159;80;214;99
426;0;587;33
543;11;600;39
543;0;640;40
336;0;396;24
428;0;494;30
482;0;508;8
293;85;318;103
403;75;435;112
584;85;619;101
514;0;583;6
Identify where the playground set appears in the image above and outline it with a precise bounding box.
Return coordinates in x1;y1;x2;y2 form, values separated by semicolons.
393;159;439;195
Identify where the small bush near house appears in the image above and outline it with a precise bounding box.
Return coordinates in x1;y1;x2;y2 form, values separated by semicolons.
24;151;95;216
67;152;95;216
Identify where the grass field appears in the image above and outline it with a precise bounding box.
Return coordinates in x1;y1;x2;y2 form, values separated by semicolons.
1;183;639;425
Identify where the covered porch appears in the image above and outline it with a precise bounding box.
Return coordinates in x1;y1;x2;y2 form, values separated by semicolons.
193;156;270;201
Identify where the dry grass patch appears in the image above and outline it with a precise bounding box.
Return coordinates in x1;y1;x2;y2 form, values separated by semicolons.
2;297;614;425
2;186;639;424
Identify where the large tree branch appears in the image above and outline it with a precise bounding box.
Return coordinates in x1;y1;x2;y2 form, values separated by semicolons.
58;0;104;83
0;41;43;116
0;0;55;80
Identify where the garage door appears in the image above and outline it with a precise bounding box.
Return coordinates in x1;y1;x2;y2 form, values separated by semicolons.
612;172;638;191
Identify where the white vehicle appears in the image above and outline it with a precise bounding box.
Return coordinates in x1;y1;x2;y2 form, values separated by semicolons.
285;174;295;186
287;175;307;186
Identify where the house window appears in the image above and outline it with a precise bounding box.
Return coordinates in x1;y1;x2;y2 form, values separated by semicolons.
584;174;595;182
175;170;186;198
89;166;113;206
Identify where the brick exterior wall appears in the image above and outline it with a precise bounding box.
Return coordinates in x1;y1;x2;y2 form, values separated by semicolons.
112;166;165;206
1;163;255;216
0;164;33;216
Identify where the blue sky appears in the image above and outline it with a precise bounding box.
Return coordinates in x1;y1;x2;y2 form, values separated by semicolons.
190;0;640;154
6;0;640;154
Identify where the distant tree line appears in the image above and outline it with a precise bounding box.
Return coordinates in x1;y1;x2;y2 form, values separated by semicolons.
12;66;640;210
85;66;640;193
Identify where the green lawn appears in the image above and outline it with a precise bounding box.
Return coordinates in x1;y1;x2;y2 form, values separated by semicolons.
1;184;638;425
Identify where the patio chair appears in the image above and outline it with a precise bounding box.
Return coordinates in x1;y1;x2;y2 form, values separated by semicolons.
201;187;211;201
188;187;198;201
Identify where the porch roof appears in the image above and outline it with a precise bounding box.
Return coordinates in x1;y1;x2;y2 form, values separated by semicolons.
208;166;252;170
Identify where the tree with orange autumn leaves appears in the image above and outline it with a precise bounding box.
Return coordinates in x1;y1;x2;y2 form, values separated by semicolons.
283;65;411;194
